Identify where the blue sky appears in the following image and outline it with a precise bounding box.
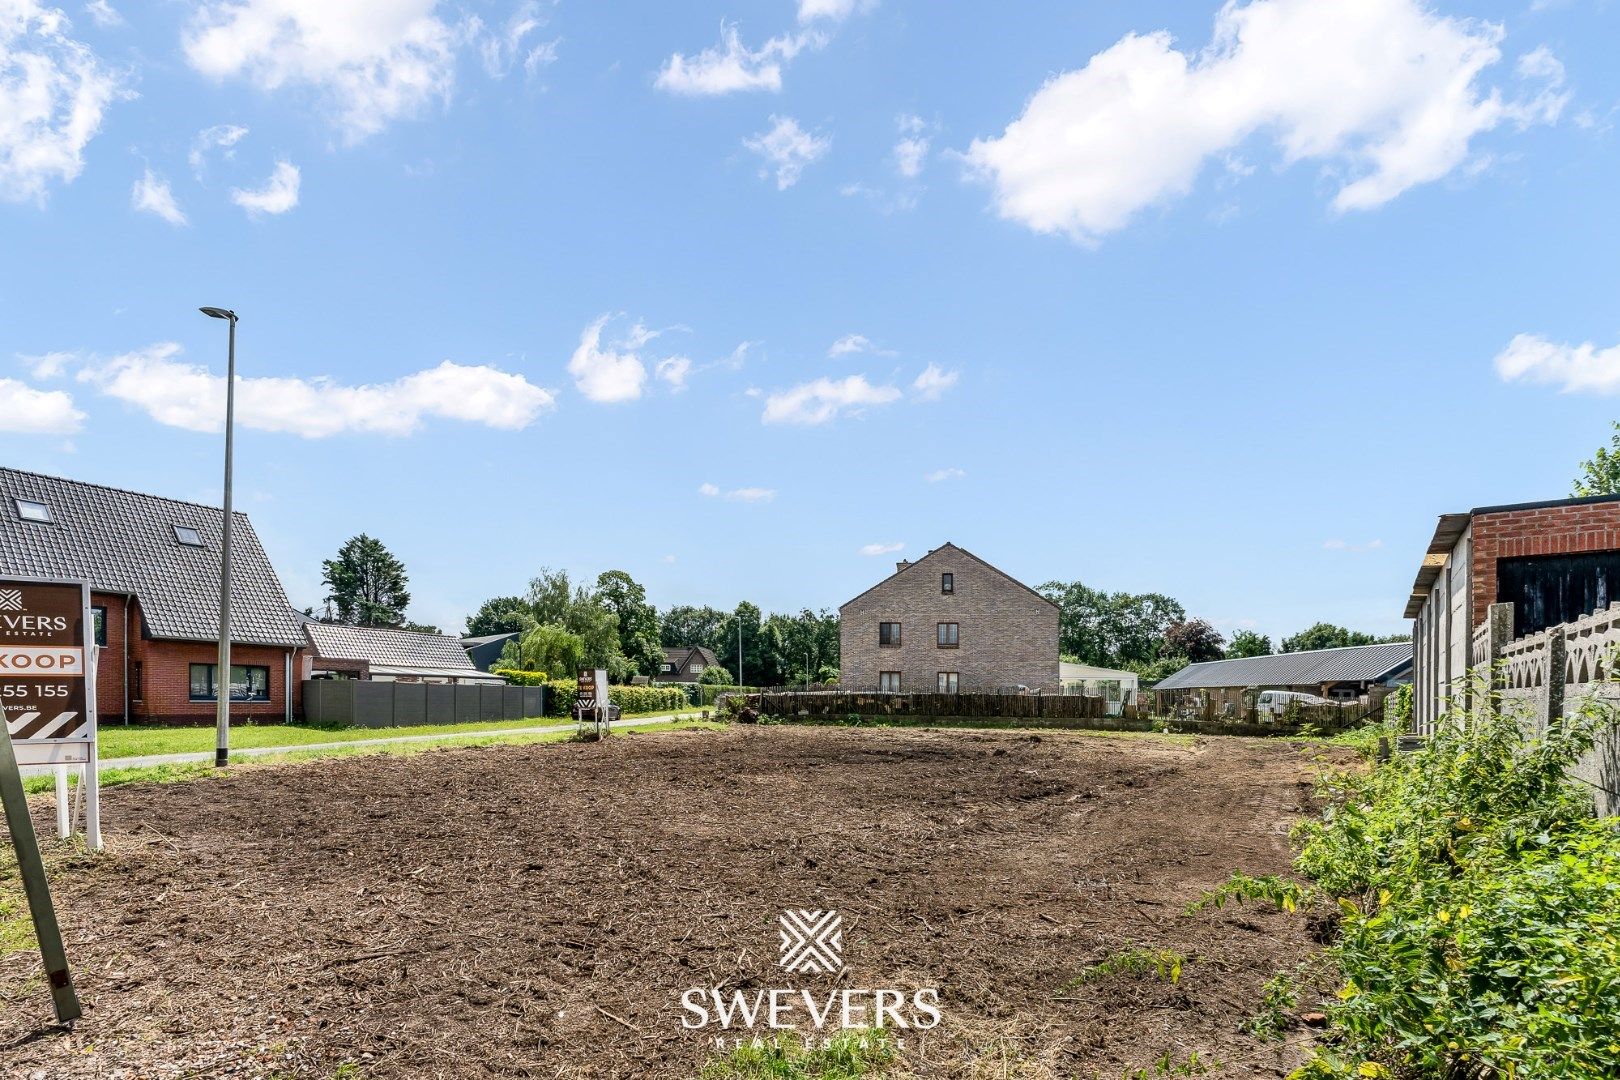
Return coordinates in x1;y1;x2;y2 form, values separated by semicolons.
3;0;1619;641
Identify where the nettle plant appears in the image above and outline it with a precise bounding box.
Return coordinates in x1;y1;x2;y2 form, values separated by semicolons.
1287;677;1620;1079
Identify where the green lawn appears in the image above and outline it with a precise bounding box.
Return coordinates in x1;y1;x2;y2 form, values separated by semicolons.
94;708;706;760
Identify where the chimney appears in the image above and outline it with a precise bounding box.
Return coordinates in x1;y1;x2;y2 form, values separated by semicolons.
896;560;911;572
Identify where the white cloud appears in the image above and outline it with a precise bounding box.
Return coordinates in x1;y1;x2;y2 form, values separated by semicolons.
188;122;249;176
20;351;72;379
925;467;965;483
762;374;900;425
859;541;903;556
0;378;83;433
655;355;692;391
476;1;557;79
182;0;461;140
828;333;895;358
77;342;555;437
798;0;872;23
567;315;650;403
964;0;1566;244
655;22;820;96
0;1;125;203
1495;333;1620;395
744;115;830;189
231;160;300;215
84;0;122;27
699;482;775;502
1323;539;1385;552
911;363;958;401
131;169;187;225
660;553;677;564
893;114;930;178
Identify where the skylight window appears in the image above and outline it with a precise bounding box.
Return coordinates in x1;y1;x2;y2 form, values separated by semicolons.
174;525;204;547
15;499;51;523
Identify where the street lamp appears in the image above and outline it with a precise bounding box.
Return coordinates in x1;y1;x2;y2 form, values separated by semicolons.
200;307;237;768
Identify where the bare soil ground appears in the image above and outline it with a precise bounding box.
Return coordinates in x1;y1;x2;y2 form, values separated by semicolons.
1;726;1348;1079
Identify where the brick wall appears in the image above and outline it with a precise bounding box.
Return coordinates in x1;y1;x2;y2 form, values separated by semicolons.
840;545;1059;692
1469;500;1620;626
93;596;304;726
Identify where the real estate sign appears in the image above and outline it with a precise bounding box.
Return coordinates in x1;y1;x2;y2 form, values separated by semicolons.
0;577;100;847
1;579;95;758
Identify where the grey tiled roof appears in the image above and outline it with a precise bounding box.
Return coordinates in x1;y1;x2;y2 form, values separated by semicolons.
1153;642;1413;690
0;467;305;647
305;622;488;676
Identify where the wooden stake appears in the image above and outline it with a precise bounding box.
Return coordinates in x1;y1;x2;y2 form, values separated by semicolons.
0;729;81;1024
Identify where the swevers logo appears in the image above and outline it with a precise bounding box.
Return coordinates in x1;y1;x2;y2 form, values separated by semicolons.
0;590;22;611
778;910;842;974
681;908;942;1049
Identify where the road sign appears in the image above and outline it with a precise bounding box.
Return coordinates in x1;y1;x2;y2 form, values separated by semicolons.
1;577;99;847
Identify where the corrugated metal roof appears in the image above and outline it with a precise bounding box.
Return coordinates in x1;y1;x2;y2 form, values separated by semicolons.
0;467;305;647
1153;642;1413;690
305;622;487;676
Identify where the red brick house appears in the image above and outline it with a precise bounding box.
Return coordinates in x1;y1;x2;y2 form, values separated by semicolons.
1;467;307;725
1406;492;1620;732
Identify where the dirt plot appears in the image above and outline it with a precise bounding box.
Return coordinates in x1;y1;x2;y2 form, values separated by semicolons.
1;726;1348;1079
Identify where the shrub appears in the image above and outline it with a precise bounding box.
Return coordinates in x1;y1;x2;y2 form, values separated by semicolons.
1287;687;1620;1079
699;1028;896;1079
542;680;687;717
492;668;547;686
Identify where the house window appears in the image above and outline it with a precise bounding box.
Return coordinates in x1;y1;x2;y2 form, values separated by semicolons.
189;663;271;702
92;606;107;647
173;525;204;547
662;662;677;674
937;622;959;647
691;663;706;674
131;661;143;702
879;671;902;692
879;622;902;647
941;573;954;595
937;671;959;693
14;498;51;523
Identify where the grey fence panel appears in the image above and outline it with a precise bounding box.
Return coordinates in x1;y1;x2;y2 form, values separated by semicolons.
454;688;480;725
353;681;397;728
301;680;546;728
393;683;428;727
425;683;455;723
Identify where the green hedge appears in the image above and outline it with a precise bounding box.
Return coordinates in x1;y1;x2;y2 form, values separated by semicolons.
667;683;757;706
492;668;548;686
542;680;688;717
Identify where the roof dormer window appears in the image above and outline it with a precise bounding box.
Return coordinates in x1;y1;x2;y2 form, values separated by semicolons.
15;498;51;523
174;525;204;547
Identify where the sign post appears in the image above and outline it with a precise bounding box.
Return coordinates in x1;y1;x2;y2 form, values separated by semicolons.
574;667;611;738
0;577;92;1025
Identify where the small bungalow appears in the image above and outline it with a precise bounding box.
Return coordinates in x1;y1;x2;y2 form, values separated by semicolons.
303;622;505;684
1152;642;1412;715
660;645;719;683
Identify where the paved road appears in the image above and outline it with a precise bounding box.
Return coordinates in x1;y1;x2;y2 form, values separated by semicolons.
19;712;693;777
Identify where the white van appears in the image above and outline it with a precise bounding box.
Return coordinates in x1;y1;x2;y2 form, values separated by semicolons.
1256;689;1334;720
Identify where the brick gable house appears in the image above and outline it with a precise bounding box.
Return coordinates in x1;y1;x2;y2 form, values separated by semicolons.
839;543;1059;693
660;645;718;683
1406;492;1620;733
0;468;306;725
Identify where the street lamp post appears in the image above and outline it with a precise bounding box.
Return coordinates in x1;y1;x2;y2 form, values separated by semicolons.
200;307;237;768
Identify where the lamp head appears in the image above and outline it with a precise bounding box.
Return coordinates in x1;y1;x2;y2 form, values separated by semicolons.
199;307;237;321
